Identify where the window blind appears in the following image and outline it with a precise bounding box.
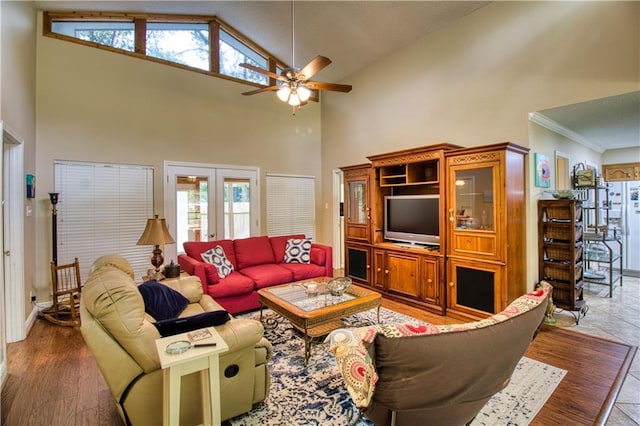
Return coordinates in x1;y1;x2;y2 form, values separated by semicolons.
266;174;316;241
54;161;154;281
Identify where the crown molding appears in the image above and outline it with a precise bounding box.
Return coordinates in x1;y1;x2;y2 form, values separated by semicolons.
528;112;605;154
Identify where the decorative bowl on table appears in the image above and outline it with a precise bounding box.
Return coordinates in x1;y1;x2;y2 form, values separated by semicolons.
326;277;352;296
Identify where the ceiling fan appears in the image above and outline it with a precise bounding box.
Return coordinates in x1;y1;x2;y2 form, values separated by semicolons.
239;0;352;108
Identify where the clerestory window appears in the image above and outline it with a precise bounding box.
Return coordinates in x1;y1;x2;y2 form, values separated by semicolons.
44;11;295;92
146;22;211;71
52;21;135;51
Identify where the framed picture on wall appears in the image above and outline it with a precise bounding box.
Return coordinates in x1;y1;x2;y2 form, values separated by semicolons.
535;153;551;188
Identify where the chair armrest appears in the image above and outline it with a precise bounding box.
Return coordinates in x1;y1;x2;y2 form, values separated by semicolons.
158;275;203;304
326;327;378;408
215;318;267;353
311;243;333;277
178;254;208;287
198;294;226;312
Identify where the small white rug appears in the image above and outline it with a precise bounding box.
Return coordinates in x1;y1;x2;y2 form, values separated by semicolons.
471;357;566;425
232;308;566;425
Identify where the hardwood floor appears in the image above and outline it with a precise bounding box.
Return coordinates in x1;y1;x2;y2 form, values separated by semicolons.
1;319;124;426
2;299;636;425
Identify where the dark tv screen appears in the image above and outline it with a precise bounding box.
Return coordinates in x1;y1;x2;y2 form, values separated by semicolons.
385;195;440;245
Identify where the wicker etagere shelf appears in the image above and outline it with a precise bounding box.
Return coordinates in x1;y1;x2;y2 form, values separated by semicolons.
538;199;588;324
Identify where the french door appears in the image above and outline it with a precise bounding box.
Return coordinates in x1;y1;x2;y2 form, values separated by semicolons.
164;162;259;261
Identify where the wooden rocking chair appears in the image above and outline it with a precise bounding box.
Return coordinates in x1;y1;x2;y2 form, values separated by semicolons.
40;258;82;326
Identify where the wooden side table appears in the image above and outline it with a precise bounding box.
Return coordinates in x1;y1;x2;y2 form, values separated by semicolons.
155;327;229;426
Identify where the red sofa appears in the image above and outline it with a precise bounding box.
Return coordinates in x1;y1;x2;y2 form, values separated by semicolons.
178;234;333;314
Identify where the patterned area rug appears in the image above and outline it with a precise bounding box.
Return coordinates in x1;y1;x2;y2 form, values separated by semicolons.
231;308;566;425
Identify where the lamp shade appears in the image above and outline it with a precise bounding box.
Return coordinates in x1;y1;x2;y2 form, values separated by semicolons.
137;215;175;246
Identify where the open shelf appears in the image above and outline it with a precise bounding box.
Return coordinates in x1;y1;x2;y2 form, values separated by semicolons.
379;160;439;186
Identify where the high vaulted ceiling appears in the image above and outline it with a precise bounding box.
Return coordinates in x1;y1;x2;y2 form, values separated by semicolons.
35;1;639;152
35;1;490;83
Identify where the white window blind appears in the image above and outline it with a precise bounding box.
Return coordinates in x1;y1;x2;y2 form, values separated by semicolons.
54;161;154;281
266;174;316;241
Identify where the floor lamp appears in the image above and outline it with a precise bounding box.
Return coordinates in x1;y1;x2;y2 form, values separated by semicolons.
49;192;59;265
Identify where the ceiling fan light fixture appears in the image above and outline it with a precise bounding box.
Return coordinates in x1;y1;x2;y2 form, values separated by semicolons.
287;89;301;106
297;85;311;102
277;85;291;102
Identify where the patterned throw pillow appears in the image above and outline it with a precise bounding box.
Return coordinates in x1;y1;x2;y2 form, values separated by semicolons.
201;245;234;279
284;238;312;264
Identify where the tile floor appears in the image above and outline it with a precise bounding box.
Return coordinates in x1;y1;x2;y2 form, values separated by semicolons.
552;275;640;425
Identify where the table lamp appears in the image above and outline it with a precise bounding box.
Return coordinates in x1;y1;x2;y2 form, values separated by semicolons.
137;214;175;272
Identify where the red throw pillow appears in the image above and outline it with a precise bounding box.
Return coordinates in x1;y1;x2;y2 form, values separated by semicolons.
311;246;326;266
203;263;220;285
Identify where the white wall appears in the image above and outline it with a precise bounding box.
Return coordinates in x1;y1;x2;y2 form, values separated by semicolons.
320;1;639;289
35;12;322;301
1;1;37;325
602;147;640;165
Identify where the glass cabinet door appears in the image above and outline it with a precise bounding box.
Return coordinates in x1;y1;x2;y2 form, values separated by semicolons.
448;161;500;261
347;179;368;224
453;167;494;231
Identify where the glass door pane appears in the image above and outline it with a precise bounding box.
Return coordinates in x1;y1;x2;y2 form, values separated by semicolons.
348;180;367;224
454;167;494;231
176;175;211;250
223;178;251;239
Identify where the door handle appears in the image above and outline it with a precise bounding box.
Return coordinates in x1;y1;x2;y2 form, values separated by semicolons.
4;250;10;256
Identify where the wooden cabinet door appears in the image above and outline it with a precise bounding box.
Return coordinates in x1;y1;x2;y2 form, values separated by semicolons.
446;159;502;261
386;251;421;299
421;256;439;306
603;163;640;182
345;244;371;285
446;258;504;320
372;249;387;290
343;166;371;243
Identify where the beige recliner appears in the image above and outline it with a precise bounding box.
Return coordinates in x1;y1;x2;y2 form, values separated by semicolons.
80;254;271;426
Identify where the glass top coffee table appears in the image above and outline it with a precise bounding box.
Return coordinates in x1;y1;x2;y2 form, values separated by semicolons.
257;277;382;365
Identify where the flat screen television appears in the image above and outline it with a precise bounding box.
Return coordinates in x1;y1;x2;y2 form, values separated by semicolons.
384;194;440;246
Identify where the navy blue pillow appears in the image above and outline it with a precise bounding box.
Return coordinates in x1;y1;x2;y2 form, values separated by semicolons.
138;280;189;321
153;310;230;337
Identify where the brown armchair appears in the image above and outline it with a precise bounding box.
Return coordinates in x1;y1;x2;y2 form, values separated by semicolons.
327;287;550;426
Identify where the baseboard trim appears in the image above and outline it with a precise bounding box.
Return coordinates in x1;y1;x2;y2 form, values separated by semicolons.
25;305;40;337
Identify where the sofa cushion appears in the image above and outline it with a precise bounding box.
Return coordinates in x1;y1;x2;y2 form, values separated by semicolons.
201;245;234;279
270;234;305;263
206;271;255;299
240;264;294;289
280;263;327;281
284;238;312;264
184;240;237;269
153;310;230;337
234;236;275;269
138;280;189;321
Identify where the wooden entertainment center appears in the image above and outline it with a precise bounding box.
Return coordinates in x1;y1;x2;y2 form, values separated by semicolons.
342;142;529;320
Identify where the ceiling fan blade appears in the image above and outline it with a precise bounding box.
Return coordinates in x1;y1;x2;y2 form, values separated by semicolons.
242;85;280;96
239;63;288;82
305;81;352;93
297;55;332;81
